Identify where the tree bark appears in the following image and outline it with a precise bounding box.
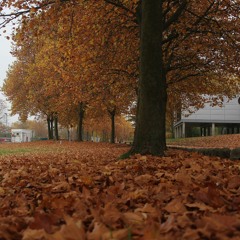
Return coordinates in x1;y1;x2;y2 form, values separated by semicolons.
67;128;70;141
54;113;59;140
102;130;107;142
50;114;54;140
108;107;116;143
130;0;167;156
47;114;54;140
86;131;89;141
47;116;51;140
108;107;116;144
77;102;85;142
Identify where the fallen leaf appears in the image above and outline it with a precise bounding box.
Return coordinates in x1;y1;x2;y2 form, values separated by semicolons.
122;212;145;226
159;215;175;233
164;197;186;213
228;175;240;189
51;182;70;193
51;216;85;240
22;229;47;240
134;174;154;185
87;222;109;240
102;229;129;240
185;202;214;211
0;187;5;196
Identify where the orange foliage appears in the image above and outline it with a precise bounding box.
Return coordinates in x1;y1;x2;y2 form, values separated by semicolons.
84;115;134;143
2;0;138;134
2;1;240;154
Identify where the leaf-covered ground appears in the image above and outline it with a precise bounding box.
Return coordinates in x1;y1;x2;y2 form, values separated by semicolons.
0;141;239;239
168;134;240;149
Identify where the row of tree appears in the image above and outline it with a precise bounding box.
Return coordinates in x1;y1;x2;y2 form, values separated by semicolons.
1;0;240;155
3;1;137;142
11;117;134;143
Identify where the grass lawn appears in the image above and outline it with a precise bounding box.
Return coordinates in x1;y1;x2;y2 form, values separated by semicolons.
0;141;67;156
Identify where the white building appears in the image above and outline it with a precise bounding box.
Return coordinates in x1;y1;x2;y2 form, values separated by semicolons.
11;129;34;142
174;97;240;138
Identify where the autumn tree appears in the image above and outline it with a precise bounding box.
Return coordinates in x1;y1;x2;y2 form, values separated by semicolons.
2;0;240;156
2;22;64;139
87;12;137;143
84;114;134;143
2;1;137;145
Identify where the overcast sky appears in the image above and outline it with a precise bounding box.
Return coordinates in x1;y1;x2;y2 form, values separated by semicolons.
0;34;14;85
0;27;18;124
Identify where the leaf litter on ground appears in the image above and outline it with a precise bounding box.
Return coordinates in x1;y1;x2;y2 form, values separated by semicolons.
0;141;239;239
168;134;240;149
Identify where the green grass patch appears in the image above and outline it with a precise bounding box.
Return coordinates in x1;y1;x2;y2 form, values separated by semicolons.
0;143;59;156
0;148;36;156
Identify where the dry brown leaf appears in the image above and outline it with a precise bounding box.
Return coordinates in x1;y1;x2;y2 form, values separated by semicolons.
0;187;5;197
175;169;192;185
102;229;129;240
122;212;145;226
185;202;214;211
127;189;147;200
29;212;59;234
141;220;162;240
135;203;156;213
51;182;70;193
50;217;85;240
228;175;240;189
164;198;186;213
194;183;225;208
87;222;109;240
22;228;47;240
182;228;201;240
134;174;154;185
102;203;122;226
159;215;175;233
0;141;239;239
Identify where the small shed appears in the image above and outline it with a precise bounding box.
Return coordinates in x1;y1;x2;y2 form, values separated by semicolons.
11;129;34;143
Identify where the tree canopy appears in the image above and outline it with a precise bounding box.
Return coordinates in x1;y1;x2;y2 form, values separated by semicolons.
1;0;240;154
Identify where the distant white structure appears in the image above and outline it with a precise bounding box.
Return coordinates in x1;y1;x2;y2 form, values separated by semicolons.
11;129;34;142
174;97;240;138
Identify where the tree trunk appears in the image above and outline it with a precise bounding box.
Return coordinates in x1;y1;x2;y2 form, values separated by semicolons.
67;128;70;141
86;131;89;141
108;108;116;144
130;0;167;156
54;113;59;140
47;114;54;140
102;130;107;142
50;115;54;140
47;116;51;140
92;130;94;141
111;112;115;144
77;102;85;142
